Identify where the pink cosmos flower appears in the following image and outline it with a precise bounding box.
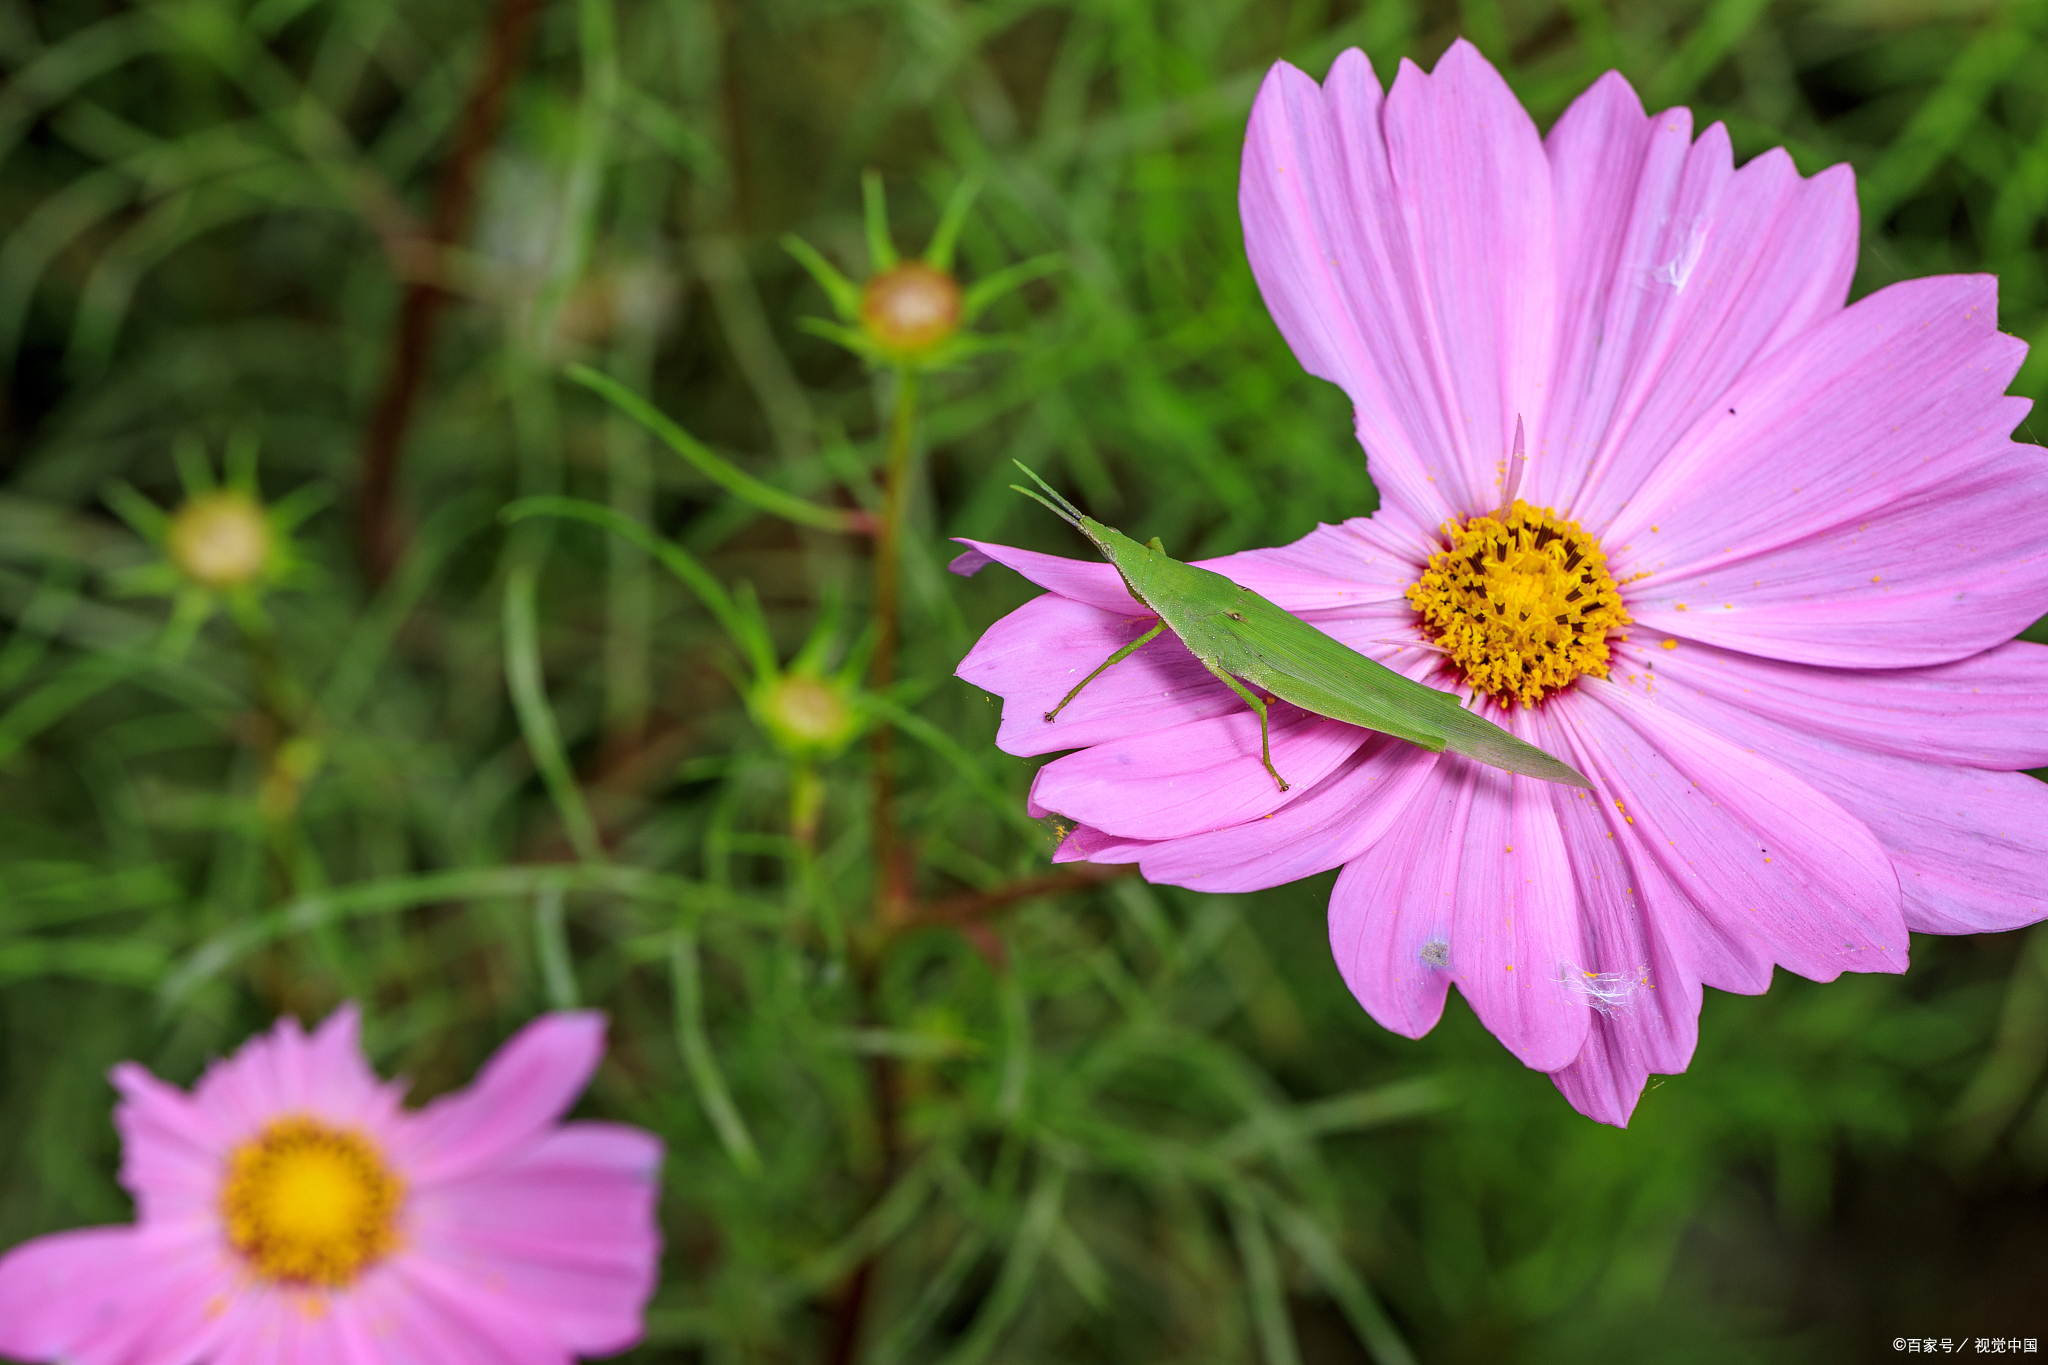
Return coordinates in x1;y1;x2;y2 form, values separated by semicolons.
0;1006;662;1363
954;41;2048;1126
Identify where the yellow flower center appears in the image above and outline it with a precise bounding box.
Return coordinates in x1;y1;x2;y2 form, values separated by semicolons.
860;262;961;356
220;1117;403;1287
167;491;273;589
1405;500;1631;708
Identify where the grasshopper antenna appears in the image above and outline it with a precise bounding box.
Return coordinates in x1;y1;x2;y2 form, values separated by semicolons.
1009;460;1086;531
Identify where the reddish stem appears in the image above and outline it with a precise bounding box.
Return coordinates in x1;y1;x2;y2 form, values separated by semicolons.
356;0;548;582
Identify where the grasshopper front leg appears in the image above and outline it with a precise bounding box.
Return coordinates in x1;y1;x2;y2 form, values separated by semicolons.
1045;620;1167;722
1202;662;1288;791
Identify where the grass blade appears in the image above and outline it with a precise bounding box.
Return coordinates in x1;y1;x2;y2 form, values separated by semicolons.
566;364;867;534
670;930;762;1175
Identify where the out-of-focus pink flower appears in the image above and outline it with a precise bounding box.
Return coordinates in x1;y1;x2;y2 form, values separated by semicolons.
954;40;2048;1126
0;1007;662;1363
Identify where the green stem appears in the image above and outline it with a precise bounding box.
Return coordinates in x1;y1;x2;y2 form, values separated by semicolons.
867;366;917;930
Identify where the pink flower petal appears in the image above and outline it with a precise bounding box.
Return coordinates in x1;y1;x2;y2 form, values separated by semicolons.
1241;52;1458;545
1838;763;2048;935
1027;702;1370;839
948;539;1139;613
1632;635;2048;769
1201;517;1426;610
352;1258;568;1365
1527;708;1703;1127
111;1062;228;1223
309;1294;395;1365
1241;43;1556;535
957;595;1238;757
1612;275;2044;666
1379;40;1558;516
946;546;994;576
409;1124;662;1355
0;1226;235;1365
303;1004;408;1130
1049;821;1143;867
1051;734;1438;892
193;1016;302;1136
1326;759;1467;1040
1637;662;2048;936
1567;681;1908;989
206;1290;351;1365
397;1013;608;1182
1441;738;1590;1074
1539;75;1858;527
266;1298;374;1365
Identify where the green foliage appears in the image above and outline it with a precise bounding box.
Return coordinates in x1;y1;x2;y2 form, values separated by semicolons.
3;0;2048;1362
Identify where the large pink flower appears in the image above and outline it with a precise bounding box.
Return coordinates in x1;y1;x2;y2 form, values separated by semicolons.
954;41;2048;1126
0;1006;662;1363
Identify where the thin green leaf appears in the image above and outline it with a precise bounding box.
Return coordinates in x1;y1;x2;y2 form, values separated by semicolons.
503;563;603;864
868;1225;992;1364
565;364;867;534
171;431;215;495
0;935;168;987
923;172;981;273
782;232;863;320
934;1157;1067;1365
1229;1191;1303;1365
1856;21;2035;224
100;479;167;541
162;865;767;1004
788;1155;938;1296
0;653;137;767
503;495;776;680
960;252;1064;323
862;168;897;271
1210;1078;1451;1164
1267;1200;1418;1365
670;930;762;1175
859;691;1039;836
534;885;579;1009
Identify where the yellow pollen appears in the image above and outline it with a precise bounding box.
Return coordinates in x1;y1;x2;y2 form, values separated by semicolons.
1406;500;1630;708
220;1117;403;1288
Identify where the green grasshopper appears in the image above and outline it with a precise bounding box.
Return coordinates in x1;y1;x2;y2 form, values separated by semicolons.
1008;464;1592;791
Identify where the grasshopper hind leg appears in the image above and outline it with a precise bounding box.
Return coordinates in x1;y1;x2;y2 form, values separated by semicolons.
1203;663;1288;791
1044;620;1167;723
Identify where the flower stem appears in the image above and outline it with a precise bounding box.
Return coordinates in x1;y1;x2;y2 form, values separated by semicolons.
867;366;918;929
829;368;917;1363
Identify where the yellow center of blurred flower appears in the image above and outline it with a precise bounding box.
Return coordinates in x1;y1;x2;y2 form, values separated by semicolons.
758;674;859;755
860;262;961;355
167;491;273;590
1406;500;1630;708
220;1117;403;1287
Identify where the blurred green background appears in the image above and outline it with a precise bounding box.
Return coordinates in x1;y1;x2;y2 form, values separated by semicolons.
4;0;2048;1361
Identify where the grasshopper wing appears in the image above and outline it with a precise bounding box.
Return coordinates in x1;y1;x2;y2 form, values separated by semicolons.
1205;589;1593;789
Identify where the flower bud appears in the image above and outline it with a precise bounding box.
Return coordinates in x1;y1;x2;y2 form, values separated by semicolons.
754;673;861;759
859;262;961;358
167;491;273;590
